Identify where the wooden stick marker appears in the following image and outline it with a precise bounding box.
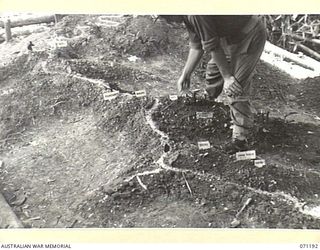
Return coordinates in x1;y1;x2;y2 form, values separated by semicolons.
254;159;266;168
196;112;214;119
55;37;68;48
198;141;211;150
236;150;256;161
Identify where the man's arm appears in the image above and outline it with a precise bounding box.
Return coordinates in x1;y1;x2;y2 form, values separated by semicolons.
177;48;203;93
182;48;204;78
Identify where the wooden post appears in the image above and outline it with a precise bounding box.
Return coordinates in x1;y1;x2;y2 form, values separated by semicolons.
4;19;12;42
54;14;58;25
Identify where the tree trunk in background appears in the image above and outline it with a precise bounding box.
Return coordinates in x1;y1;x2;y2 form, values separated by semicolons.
0;26;48;38
4;19;12;42
0;15;55;28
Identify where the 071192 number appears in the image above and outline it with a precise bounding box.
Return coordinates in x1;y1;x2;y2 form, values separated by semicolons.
300;244;319;249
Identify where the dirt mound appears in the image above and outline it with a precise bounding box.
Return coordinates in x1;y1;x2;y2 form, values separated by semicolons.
78;168;320;228
0;62;102;144
153;98;320;197
76;96;320;228
52;15;188;60
105;15;188;58
153;98;231;143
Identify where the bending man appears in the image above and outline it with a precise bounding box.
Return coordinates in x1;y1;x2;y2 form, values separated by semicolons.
169;15;267;153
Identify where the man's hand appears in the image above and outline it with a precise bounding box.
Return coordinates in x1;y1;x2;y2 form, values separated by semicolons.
177;75;191;95
223;76;243;97
177;48;203;96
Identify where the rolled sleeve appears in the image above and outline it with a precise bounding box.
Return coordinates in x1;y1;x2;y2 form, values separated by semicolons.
201;37;219;51
186;16;220;52
186;25;202;49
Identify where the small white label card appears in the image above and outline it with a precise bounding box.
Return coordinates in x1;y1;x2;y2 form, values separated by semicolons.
103;90;119;100
169;95;178;101
236;150;256;161
98;16;111;22
135;89;147;97
33;47;45;52
254;159;266;168
198;141;211;150
55;39;68;48
56;41;68;48
98;16;120;26
55;37;68;48
196;112;214;119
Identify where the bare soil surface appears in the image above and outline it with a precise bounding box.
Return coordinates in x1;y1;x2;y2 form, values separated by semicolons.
1;15;320;229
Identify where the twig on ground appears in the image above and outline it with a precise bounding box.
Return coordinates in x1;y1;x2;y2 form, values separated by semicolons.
67;219;78;228
219;106;228;116
67;117;85;124
182;172;193;197
55;215;62;226
51;101;66;108
236;197;253;218
11;196;27;206
22;217;41;223
160;102;175;113
4;129;26;140
284;111;298;121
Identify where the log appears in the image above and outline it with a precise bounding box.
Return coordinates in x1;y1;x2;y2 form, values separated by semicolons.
0;25;48;38
287;33;320;45
261;41;320;79
4;19;12;42
0;15;55;28
296;43;320;61
263;41;320;72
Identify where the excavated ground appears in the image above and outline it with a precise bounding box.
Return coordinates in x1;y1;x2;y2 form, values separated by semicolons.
0;15;320;228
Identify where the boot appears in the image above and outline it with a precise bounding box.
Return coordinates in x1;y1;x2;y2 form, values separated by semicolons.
223;139;249;155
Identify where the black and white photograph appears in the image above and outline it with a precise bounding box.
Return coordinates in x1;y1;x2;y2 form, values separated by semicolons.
1;13;320;229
